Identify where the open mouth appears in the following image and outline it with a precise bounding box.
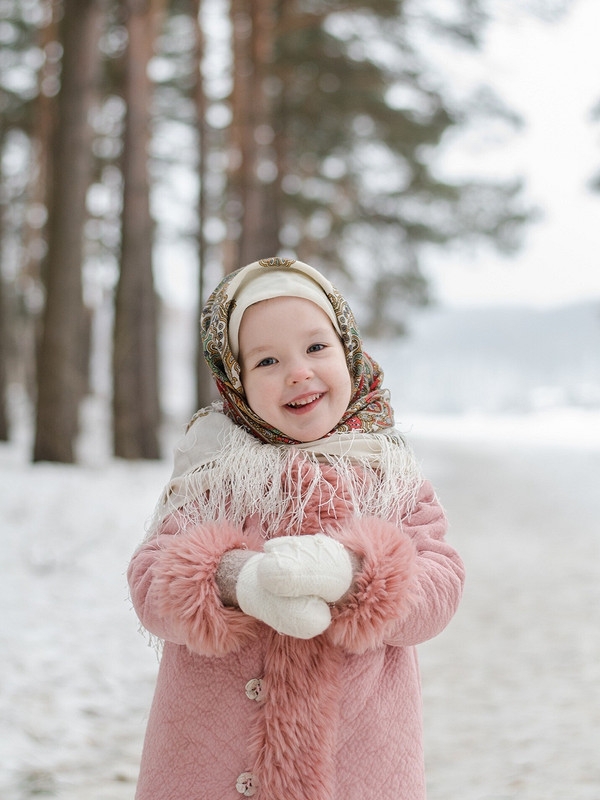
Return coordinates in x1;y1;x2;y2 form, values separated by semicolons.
286;392;323;409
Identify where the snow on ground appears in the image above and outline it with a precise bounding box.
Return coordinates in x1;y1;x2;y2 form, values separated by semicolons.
414;422;600;800
1;406;599;799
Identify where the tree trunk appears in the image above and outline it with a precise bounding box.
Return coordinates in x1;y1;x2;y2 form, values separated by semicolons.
33;0;105;463
242;0;279;260
225;0;279;274
112;0;162;459
192;0;214;410
26;3;60;408
223;0;250;274
0;136;8;440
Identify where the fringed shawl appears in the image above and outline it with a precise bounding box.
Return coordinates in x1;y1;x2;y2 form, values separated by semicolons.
147;405;422;540
146;257;422;539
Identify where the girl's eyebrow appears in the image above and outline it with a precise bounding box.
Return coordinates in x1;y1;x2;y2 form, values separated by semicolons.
241;344;273;361
306;326;333;338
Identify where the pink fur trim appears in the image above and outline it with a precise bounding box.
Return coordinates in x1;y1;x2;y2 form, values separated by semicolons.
327;517;419;653
153;520;263;656
247;631;341;800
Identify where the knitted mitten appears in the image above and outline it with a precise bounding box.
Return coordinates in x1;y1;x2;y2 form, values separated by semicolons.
258;534;353;603
236;553;331;639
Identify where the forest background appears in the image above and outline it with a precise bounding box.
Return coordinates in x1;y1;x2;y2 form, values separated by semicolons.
3;0;588;465
3;2;600;798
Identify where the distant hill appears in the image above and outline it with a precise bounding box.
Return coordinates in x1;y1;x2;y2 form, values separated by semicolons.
372;301;600;414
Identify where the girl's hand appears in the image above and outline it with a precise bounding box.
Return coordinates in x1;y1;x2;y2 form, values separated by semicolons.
235;552;331;639
258;534;354;604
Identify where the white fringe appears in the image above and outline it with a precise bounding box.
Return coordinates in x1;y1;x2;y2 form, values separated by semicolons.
145;416;423;542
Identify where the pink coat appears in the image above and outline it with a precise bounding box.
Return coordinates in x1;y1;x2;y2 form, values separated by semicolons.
128;466;464;800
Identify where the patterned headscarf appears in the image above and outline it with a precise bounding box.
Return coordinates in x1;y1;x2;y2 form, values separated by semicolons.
200;257;395;445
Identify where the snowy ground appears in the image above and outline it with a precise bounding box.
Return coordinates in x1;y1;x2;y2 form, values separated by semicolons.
415;420;600;800
2;406;599;799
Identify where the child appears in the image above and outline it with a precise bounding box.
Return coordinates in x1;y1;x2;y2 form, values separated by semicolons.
128;257;464;800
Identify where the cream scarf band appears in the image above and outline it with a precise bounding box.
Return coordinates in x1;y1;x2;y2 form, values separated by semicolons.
147;403;423;541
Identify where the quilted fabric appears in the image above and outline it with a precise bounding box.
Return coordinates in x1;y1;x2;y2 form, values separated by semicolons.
128;472;464;800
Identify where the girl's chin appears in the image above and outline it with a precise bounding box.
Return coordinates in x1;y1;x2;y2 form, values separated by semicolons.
278;420;332;443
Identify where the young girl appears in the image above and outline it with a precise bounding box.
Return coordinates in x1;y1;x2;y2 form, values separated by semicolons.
128;257;464;800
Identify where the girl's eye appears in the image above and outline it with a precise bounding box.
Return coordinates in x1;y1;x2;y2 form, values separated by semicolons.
257;357;277;367
307;343;325;353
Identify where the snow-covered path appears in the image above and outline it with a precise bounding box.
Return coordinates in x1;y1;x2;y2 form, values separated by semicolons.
416;434;600;800
2;419;599;799
1;440;160;799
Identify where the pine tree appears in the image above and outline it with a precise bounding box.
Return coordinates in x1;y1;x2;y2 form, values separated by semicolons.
224;0;530;332
190;0;216;409
112;0;164;459
33;0;106;462
0;185;7;440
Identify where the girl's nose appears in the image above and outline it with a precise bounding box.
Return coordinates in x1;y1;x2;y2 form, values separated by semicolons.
287;360;313;384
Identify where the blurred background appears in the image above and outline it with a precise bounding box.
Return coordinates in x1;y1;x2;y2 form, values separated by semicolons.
1;0;599;798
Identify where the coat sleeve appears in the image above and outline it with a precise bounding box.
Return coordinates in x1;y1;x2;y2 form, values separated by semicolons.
327;480;464;654
127;511;264;656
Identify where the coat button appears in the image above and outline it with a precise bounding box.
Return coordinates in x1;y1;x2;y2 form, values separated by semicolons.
244;678;263;701
236;771;258;796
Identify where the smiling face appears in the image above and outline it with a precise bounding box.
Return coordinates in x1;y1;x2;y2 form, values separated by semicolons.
238;296;352;442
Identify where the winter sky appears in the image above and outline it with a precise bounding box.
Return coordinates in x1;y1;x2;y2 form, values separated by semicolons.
426;0;600;309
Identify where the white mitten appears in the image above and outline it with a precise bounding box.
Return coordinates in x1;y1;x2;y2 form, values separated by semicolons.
259;533;353;604
236;553;331;639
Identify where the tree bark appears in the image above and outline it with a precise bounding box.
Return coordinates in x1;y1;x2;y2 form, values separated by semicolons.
242;0;279;260
33;0;105;463
225;0;279;274
26;3;60;407
0;147;8;440
112;0;162;459
192;0;215;410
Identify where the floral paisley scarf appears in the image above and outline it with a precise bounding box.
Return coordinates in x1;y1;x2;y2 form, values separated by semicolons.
199;257;394;445
147;258;422;539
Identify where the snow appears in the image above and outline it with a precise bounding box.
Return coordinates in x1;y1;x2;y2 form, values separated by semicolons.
1;421;160;799
415;429;600;799
402;407;600;450
2;398;599;799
